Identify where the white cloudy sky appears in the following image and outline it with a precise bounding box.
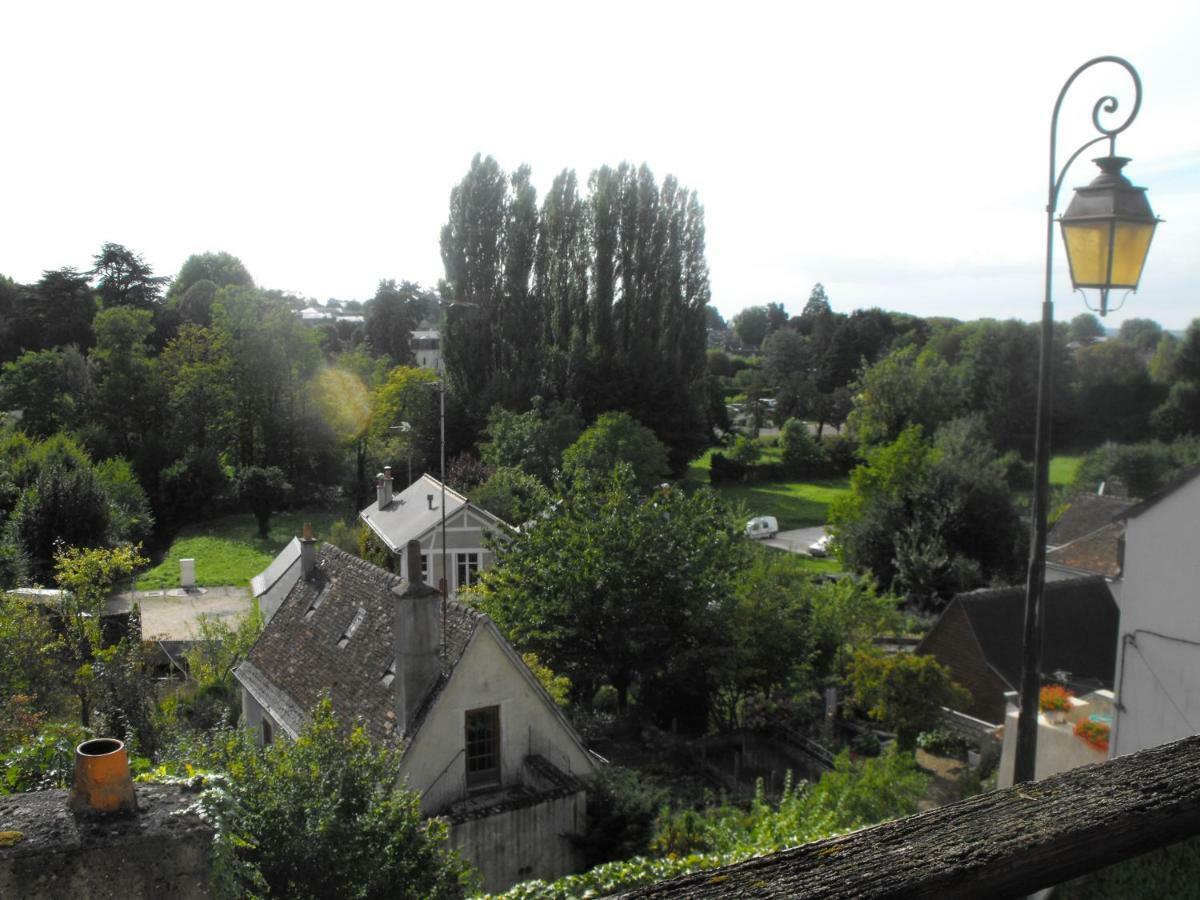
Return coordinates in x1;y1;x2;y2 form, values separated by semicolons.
3;1;1198;328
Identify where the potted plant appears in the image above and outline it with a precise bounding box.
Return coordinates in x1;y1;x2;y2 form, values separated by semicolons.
1074;718;1111;753
1039;684;1073;724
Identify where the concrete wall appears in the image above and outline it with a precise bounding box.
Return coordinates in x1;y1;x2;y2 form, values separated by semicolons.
448;791;586;894
400;625;596;813
998;692;1111;788
1113;477;1200;757
0;784;212;899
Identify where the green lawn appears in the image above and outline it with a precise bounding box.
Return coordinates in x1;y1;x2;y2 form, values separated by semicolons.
137;509;350;589
1050;455;1083;487
687;447;850;531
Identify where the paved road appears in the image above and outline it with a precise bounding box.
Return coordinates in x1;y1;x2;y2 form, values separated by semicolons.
760;526;827;555
106;586;254;641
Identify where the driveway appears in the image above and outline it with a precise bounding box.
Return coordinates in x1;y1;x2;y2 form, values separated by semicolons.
106;586;254;641
760;526;827;555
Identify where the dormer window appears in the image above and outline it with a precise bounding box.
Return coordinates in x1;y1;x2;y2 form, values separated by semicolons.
304;586;331;621
465;705;500;789
337;606;367;648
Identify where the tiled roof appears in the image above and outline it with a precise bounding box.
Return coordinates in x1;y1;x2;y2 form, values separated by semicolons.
953;576;1118;693
238;544;482;746
1046;521;1124;578
1048;494;1134;547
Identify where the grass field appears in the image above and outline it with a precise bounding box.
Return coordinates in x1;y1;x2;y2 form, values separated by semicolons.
687;447;851;531
137;509;351;589
1050;455;1083;487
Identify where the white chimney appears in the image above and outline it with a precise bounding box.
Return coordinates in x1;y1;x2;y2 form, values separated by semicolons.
300;522;317;578
394;539;441;732
377;467;394;508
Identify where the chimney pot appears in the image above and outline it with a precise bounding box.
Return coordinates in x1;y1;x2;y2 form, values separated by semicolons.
69;738;138;816
300;524;317;577
378;466;394;508
427;493;434;511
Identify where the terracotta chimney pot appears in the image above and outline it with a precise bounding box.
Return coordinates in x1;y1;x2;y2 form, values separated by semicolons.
68;738;139;816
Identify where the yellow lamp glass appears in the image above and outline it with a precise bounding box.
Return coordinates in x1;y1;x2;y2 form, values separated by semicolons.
1062;219;1156;289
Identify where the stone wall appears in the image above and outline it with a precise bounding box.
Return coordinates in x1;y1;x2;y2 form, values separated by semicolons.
448;790;586;894
0;783;213;899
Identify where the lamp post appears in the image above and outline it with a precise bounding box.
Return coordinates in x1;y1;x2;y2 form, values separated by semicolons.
1014;56;1159;784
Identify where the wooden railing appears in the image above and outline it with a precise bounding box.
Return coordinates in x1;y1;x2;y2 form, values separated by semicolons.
617;734;1200;899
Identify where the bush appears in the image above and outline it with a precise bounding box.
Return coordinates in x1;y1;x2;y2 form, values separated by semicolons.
916;727;970;759
576;766;669;868
171;698;475;899
780;418;825;477
1;722;90;793
729;435;762;465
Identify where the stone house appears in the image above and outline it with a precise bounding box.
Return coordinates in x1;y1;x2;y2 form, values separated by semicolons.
917;576;1118;725
234;537;598;892
359;469;508;599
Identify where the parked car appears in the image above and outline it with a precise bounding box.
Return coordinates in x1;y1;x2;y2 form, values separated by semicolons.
808;534;832;557
746;515;779;539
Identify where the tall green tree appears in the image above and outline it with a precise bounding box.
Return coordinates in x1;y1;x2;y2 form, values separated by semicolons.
167;251;254;301
829;421;1022;605
476;465;747;721
561;411;670;492
90;243;167;310
89;306;163;462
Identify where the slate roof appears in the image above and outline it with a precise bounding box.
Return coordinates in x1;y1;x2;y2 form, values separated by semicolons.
1047;493;1134;547
951;576;1118;693
237;543;483;746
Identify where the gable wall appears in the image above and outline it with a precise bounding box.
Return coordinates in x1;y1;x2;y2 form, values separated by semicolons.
400;626;595;814
918;603;1009;725
1114;477;1200;756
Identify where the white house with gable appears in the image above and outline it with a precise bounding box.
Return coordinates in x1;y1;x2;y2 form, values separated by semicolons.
235;537;600;892
359;468;509;598
1111;468;1200;757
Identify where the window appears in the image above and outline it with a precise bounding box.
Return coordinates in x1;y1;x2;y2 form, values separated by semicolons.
464;706;500;789
420;553;428;582
456;552;480;591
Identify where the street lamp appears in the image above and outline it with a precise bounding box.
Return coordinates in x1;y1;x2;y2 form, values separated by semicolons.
1014;56;1160;784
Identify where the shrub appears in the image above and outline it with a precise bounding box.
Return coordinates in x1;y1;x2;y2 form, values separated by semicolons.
916;727;970;759
780;418;825;477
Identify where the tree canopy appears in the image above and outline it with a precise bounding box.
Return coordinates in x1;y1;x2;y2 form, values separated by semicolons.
474;464;747;725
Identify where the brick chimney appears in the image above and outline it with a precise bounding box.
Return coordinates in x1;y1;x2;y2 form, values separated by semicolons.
394;539;441;733
300;522;317;578
377;467;394;509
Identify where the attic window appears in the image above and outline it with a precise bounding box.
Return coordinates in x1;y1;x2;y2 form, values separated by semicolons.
304;586;331;621
465;705;501;789
381;658;396;687
337;606;367;649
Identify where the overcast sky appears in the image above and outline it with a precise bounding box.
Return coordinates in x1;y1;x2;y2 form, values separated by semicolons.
3;1;1198;328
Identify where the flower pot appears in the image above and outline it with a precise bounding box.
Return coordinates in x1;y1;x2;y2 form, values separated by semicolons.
1047;709;1068;725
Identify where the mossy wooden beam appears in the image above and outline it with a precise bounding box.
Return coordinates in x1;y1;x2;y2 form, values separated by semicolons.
619;734;1200;899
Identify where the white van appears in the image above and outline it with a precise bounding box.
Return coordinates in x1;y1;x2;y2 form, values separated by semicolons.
745;515;779;539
